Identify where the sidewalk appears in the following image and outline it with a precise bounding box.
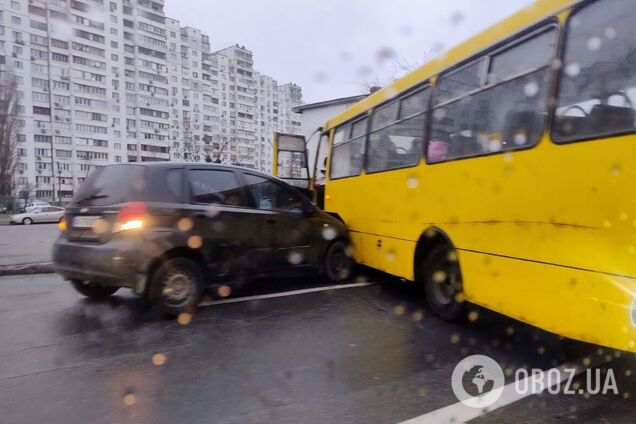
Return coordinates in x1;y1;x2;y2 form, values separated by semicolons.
0;215;10;225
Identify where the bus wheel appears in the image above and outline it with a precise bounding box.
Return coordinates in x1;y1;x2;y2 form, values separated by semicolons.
422;244;465;321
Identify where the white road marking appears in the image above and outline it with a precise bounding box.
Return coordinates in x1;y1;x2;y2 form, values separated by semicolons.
199;281;376;307
399;359;596;424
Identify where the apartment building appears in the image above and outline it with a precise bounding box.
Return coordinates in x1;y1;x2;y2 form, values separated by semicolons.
0;0;303;203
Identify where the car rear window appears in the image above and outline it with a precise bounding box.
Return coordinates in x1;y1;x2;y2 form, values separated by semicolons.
71;165;146;206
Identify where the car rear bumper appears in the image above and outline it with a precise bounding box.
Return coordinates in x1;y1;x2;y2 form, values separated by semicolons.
53;236;150;293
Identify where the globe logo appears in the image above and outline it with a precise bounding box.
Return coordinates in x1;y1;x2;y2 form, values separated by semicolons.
451;355;505;408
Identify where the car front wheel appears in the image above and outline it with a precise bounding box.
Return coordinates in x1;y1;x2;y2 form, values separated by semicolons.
323;240;353;282
147;257;204;316
70;279;119;300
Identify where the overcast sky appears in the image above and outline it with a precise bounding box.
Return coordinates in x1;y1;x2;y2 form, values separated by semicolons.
164;0;534;104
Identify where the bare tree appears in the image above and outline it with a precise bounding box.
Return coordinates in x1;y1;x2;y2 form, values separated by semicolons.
358;55;436;94
0;74;19;197
203;133;230;163
18;181;37;210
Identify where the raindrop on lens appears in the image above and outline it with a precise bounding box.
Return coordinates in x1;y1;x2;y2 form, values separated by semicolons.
433;108;446;120
605;27;616;40
565;62;581;77
313;72;328;83
432;270;446;283
394;305;406;316
513;132;527;146
488;140;502;152
406;176;419;189
152;353;166;366
122;393;136;406
524;81;539;97
587;36;602;51
177;217;193;232
217;285;231;298
321;226;337;240
386;250;396;262
187;235;203;249
287;251;303;265
177;312;192;325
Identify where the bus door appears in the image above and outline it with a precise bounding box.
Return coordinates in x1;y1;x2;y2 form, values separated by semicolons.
272;132;312;199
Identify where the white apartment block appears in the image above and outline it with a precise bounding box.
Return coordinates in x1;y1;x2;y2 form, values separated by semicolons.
0;0;303;203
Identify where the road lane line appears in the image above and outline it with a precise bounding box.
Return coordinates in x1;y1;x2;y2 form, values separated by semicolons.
399;359;599;424
199;281;376;307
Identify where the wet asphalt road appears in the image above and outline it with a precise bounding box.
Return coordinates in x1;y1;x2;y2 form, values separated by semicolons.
0;272;634;424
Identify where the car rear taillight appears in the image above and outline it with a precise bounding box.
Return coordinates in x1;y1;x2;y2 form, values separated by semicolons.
113;202;147;233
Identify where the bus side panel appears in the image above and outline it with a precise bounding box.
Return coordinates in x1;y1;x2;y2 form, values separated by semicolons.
458;249;636;352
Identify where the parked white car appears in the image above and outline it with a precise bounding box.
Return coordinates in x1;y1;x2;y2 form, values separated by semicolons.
10;206;65;225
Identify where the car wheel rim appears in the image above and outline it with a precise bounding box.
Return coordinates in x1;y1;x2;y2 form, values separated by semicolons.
162;271;195;309
328;244;349;279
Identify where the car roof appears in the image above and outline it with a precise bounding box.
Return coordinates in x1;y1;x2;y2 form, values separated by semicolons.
104;162;288;184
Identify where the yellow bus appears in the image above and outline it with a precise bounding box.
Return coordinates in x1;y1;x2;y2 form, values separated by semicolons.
277;0;636;353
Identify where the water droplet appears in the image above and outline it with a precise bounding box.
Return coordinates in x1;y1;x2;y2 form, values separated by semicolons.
619;213;628;221
287;251;303;265
394;305;405;316
425;353;435;362
433;108;446;120
122;393;136;406
565;62;581;77
177;312;192;325
604;27;617;40
321;226;337;240
177;217;193;232
450;334;460;344
355;275;368;284
587;36;602;51
187;235;203;249
376;46;396;62
468;311;479;322
206;204;221;217
432;270;446;283
447;251;458;262
628;246;635;255
625;369;632;377
212;221;224;232
406;175;419;189
524;81;539;97
344;245;355;257
603;220;612;229
506;327;515;336
217;285;231;298
357;66;373;78
412;311;424;321
611;164;621;176
537;346;546;355
502;152;514;163
92;218;109;234
385;250;396;262
313;72;328;83
551;58;562;70
488;139;502;152
152;353;166;366
449;11;464;26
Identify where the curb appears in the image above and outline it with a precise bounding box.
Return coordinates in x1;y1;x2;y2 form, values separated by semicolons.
0;262;55;277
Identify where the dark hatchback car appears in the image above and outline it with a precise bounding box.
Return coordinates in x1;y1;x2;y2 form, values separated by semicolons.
53;163;352;315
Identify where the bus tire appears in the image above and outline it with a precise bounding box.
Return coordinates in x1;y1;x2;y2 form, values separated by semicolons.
422;244;465;321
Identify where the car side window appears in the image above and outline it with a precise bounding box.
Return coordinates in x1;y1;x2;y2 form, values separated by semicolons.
243;174;303;212
188;169;246;206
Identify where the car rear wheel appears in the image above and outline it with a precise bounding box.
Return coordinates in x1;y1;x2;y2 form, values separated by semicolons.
22;217;33;225
147;257;203;316
422;244;465;321
323;240;353;282
70;279;119;300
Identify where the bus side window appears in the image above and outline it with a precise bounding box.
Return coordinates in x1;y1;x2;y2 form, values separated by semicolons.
429;27;557;162
553;0;636;142
367;88;430;173
330;118;367;179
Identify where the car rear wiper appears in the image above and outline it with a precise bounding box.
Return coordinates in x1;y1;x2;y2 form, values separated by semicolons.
74;194;108;204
